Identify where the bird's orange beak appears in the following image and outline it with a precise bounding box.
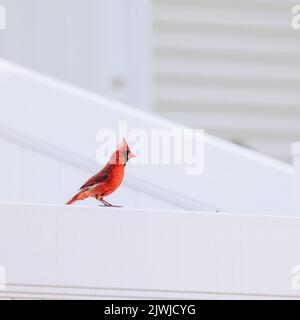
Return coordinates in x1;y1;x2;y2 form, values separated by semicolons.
128;152;136;160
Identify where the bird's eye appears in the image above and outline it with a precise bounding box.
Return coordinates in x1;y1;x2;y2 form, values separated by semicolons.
124;150;129;161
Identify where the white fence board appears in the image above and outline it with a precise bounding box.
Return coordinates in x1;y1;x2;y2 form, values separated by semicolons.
0;138;22;202
0;203;299;299
22;149;61;204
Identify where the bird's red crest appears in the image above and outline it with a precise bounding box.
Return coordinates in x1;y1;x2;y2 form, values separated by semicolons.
119;137;130;152
108;138;136;165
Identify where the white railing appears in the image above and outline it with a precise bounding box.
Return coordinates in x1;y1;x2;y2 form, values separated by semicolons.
0;202;300;299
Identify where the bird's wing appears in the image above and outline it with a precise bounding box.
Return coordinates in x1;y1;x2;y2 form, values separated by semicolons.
80;164;112;190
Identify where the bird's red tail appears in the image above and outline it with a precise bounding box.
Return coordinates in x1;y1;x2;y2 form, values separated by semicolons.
66;191;87;205
66;193;79;205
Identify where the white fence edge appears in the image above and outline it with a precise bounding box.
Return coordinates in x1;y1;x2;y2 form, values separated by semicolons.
0;202;300;299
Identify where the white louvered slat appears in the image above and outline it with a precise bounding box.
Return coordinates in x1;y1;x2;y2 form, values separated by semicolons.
155;32;300;55
156;85;300;109
155;58;300;81
157;111;300;134
154;1;294;28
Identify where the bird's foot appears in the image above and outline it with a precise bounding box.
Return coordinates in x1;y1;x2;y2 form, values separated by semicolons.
98;205;122;208
96;198;122;208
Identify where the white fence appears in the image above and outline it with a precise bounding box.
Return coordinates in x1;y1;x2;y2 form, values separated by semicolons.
0;202;299;299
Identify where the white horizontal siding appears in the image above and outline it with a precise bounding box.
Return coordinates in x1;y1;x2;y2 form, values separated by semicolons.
156;112;300;134
154;0;294;28
155;58;300;83
155;32;300;54
156;86;300;110
153;0;300;160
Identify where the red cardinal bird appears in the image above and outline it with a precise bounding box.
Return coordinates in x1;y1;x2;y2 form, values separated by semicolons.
66;138;135;207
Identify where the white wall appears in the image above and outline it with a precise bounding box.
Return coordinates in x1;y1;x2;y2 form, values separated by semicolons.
0;0;152;109
0;203;299;299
